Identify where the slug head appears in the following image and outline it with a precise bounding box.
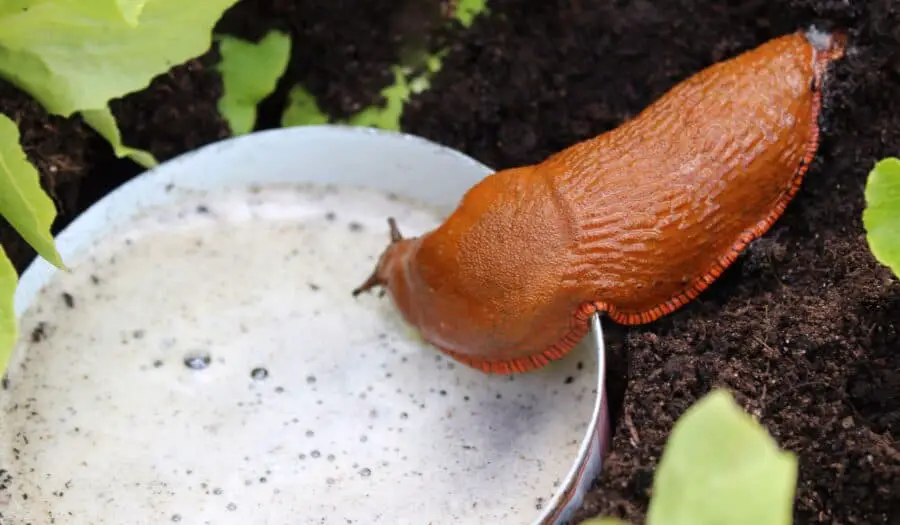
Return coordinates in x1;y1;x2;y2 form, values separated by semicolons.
351;217;409;298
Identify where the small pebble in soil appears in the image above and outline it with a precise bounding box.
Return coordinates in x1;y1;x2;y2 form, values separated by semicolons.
183;352;211;370
311;450;321;458
306;375;316;384
306;430;314;437
171;514;181;522
359;467;372;477
227;503;237;511
152;360;163;368
61;292;75;308
348;221;363;232
250;367;269;381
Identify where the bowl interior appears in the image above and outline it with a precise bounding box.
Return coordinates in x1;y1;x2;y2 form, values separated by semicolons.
0;127;602;525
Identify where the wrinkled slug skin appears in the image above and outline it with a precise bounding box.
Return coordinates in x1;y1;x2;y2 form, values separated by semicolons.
358;29;847;374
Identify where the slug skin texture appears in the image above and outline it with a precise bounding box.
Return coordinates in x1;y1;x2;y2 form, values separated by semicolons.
353;28;847;375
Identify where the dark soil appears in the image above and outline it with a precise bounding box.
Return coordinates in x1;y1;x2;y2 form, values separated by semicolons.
0;53;232;273
1;0;897;524
402;1;900;523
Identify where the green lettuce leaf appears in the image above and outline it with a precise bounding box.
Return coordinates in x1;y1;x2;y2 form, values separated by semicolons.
863;157;900;277
0;245;16;376
454;0;489;27
408;50;448;94
0;113;64;268
347;66;411;131
341;1;487;129
2;0;148;23
81;106;158;168
0;0;240;117
281;85;329;127
115;0;149;25
216;30;292;135
281;66;412;130
647;389;798;525
0;0;43;18
277;0;488;131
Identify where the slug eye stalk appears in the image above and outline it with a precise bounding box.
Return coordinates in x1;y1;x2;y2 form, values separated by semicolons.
351;217;404;297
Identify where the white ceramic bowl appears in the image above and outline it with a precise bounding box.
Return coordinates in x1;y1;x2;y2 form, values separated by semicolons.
0;126;609;525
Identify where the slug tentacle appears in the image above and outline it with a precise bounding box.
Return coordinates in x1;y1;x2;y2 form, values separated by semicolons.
355;28;847;375
386;217;403;243
352;217;405;297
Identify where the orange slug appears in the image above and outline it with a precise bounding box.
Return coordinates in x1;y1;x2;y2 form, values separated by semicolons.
352;28;848;375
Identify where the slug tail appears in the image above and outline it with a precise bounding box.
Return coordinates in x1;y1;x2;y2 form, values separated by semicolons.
804;26;848;61
595;27;847;327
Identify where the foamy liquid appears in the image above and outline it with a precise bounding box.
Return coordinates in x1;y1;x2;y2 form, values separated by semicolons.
0;183;596;525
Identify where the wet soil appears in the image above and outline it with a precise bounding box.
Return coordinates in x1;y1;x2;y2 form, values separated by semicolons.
1;0;897;523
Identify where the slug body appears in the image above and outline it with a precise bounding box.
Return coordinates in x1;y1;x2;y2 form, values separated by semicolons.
354;29;847;374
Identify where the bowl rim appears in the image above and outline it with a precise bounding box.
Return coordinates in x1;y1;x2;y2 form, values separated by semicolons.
539;313;608;525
